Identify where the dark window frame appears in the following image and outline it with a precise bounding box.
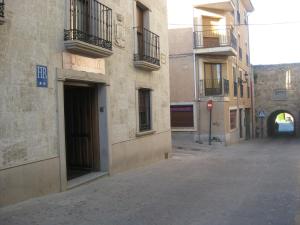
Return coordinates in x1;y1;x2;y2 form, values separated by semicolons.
204;63;223;96
230;109;237;130
138;88;152;132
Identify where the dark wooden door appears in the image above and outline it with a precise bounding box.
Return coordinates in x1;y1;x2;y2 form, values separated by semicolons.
64;85;100;179
245;108;251;140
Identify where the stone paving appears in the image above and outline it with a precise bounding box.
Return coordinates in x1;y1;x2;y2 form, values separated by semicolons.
1;138;300;225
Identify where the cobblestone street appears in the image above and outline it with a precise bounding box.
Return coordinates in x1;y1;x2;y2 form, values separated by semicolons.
1;139;300;225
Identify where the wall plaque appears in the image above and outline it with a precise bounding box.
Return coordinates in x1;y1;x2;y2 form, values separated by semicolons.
63;52;105;74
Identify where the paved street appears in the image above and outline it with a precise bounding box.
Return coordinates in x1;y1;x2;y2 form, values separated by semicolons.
1;139;300;225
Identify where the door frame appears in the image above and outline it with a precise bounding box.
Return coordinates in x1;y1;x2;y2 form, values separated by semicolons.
57;69;111;191
64;83;100;178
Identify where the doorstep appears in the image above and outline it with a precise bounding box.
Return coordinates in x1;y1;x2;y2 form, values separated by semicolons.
67;172;108;190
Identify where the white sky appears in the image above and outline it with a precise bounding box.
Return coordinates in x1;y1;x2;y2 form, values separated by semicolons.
167;0;300;65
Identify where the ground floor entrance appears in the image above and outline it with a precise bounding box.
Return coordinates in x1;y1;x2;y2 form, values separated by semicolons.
64;84;100;180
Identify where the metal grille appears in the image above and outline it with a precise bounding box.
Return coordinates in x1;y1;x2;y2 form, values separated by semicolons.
234;82;238;97
203;79;223;96
0;0;4;18
64;0;112;50
240;83;244;97
239;47;243;60
224;79;230;96
194;28;237;50
134;27;160;66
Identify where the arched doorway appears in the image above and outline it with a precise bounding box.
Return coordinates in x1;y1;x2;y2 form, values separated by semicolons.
267;110;296;137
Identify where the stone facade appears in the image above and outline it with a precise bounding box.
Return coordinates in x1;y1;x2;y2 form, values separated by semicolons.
0;0;171;207
169;0;255;145
254;63;300;138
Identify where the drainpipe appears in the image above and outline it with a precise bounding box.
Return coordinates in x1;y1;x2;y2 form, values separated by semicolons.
193;8;201;144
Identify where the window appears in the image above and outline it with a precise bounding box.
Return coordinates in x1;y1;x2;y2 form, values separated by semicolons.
244;11;248;24
134;3;160;67
65;0;113;50
171;105;194;128
138;89;151;132
240;70;243;97
230;110;237;130
286;69;292;89
204;63;222;96
233;66;238;97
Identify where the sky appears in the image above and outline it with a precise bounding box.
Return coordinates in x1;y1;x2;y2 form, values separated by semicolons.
168;0;300;65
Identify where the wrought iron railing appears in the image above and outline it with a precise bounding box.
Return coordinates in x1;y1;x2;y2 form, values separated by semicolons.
246;54;250;66
239;47;243;60
0;0;4;18
240;83;244;97
224;79;230;96
237;11;241;24
64;0;112;50
200;79;223;96
194;28;237;50
234;82;238;97
134;27;160;66
247;86;250;98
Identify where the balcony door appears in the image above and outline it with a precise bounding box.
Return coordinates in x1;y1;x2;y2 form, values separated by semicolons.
136;4;145;58
204;63;222;96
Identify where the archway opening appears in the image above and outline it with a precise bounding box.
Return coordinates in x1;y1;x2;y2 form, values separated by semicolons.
267;110;296;137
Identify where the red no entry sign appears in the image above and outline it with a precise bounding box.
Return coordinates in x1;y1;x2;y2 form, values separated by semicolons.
207;100;213;110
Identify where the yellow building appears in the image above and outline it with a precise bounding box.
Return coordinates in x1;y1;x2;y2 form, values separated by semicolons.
170;0;254;145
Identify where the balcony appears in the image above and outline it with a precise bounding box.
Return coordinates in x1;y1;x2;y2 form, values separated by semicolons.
194;29;237;56
134;27;160;71
64;0;113;58
199;78;230;97
193;0;235;12
0;0;4;25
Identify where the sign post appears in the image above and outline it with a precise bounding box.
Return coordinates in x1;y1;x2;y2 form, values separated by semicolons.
258;111;266;138
207;100;213;145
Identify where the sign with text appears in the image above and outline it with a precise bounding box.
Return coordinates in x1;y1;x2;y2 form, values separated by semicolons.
36;65;48;88
63;53;105;74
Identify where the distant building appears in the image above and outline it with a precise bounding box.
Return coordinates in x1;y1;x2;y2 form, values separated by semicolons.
254;63;300;138
0;0;171;206
169;0;255;145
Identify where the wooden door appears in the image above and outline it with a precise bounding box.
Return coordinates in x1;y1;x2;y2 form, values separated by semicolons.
64;85;100;179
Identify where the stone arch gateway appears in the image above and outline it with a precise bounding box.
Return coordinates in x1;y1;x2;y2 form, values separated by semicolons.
254;63;300;138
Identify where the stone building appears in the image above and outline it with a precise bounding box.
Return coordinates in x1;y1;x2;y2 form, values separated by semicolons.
254;63;300;138
169;0;255;145
0;0;171;206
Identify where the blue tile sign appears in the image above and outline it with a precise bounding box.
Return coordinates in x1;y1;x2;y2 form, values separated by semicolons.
36;65;48;88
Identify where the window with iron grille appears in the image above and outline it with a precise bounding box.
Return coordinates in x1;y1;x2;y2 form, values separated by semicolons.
230;110;237;130
240;82;244;98
138;89;152;132
204;63;223;96
0;0;4;18
247;85;250;98
233;66;238;97
64;0;112;50
237;11;241;24
239;47;243;61
224;79;230;96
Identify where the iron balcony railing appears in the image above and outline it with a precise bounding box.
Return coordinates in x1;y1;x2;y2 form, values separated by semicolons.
240;83;244;97
64;0;112;50
0;0;4;18
194;28;237;50
246;54;250;66
134;27;160;66
200;79;223;96
239;47;243;60
224;79;230;96
234;81;238;97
